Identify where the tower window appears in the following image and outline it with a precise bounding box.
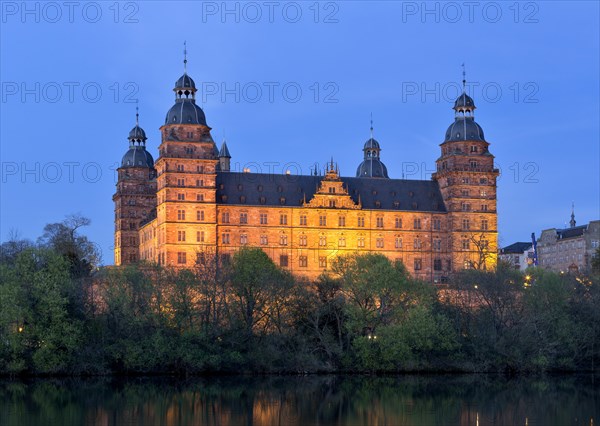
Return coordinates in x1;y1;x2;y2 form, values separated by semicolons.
177;210;186;220
240;212;248;224
222;233;230;244
260;235;268;245
196;231;204;243
222;212;230;223
177;193;185;201
481;220;489;230
462;219;470;230
395;218;402;228
197;194;204;201
177;252;187;264
414;238;422;250
433;239;442;251
470;145;478;153
413;218;422;229
260;213;268;225
433;218;441;230
434;259;442;271
177;231;186;242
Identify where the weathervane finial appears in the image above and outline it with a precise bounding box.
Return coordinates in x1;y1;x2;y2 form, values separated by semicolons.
135;99;139;126
370;112;374;138
183;41;188;73
461;63;466;91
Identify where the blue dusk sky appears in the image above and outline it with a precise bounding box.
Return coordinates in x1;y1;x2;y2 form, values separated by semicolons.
1;1;599;264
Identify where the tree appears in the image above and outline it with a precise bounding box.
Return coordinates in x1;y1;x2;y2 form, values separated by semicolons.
37;214;101;278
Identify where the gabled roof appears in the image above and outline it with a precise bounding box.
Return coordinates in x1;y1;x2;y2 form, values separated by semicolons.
216;173;446;212
501;242;532;254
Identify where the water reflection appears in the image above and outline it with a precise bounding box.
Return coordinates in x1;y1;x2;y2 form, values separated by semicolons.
0;375;597;426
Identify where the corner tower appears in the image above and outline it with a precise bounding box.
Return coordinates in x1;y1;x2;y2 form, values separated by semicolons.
432;76;499;271
113;108;157;265
153;49;219;267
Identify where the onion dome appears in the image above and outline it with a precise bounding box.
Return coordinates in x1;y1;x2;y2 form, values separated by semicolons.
356;118;389;178
121;147;154;168
454;92;475;109
444;117;486;142
121;107;154;168
164;44;207;126
356;159;389;178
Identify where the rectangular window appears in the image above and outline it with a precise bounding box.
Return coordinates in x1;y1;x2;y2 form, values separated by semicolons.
376;238;384;248
177;230;186;242
339;237;346;247
357;217;365;227
260;235;268;245
434;258;442;271
196;231;204;243
358;237;365;248
481;204;488;211
222;212;230;223
197;210;204;221
329;200;336;208
177;252;186;264
319;236;327;247
338;216;346;227
470;160;478;168
280;214;288;225
299;256;308;268
240;234;248;245
299;215;307;226
177;178;185;187
461;202;471;211
280;255;289;267
319;215;327;226
395;218;402;229
462;219;470;230
177;164;184;172
433;218;441;230
177;209;186;220
196;179;204;187
240;212;248;224
376;217;384;228
481;220;489;230
470;145;478;153
414;218;421;229
222;233;230;244
197;194;204;202
462;239;470;250
414;238;421;250
260;213;268;225
414;258;422;271
280;235;288;245
319;256;327;268
395;237;403;249
433;239;441;251
197;165;204;173
299;235;307;246
177;193;185;201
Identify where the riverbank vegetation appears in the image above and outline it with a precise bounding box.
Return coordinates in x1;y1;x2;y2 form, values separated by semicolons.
1;216;599;376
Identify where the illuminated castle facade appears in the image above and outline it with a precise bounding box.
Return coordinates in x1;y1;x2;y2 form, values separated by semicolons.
113;63;499;282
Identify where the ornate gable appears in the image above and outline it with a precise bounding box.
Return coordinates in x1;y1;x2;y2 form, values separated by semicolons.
304;162;361;209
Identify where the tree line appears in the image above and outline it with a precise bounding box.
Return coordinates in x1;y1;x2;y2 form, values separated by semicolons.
1;215;599;375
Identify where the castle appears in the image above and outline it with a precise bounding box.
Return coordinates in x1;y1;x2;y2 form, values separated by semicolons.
113;59;499;282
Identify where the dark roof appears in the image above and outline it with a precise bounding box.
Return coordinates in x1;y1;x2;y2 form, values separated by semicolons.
356;158;389;178
165;99;207;125
557;225;587;239
219;141;231;158
454;92;475;109
128;125;147;142
216;173;446;212
121;146;154;168
501;242;532;254
444;117;486;142
175;73;196;90
364;137;381;150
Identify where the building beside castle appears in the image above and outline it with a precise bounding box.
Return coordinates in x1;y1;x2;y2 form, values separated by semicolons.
536;208;600;274
113;59;499;282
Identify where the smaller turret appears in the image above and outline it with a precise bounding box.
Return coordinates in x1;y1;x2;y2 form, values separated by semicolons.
219;140;231;172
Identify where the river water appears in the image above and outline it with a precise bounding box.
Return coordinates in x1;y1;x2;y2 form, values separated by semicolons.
1;375;598;425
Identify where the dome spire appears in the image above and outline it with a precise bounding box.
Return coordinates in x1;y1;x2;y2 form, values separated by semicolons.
183;40;188;74
135;101;139;126
461;62;466;92
570;202;576;227
370;112;374;139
